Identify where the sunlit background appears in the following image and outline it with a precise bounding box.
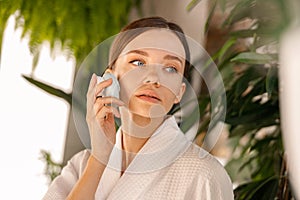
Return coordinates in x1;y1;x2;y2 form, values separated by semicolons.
0;17;74;199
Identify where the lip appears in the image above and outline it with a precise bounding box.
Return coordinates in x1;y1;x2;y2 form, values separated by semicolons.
135;89;161;103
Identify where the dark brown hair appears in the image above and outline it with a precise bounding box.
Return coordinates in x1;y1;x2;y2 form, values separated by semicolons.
108;16;191;80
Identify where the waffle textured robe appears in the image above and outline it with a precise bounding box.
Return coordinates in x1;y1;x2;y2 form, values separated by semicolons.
43;116;234;199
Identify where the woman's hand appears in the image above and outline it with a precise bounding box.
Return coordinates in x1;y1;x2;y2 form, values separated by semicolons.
86;73;124;163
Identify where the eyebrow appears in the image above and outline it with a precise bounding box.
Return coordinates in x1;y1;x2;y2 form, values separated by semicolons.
126;49;149;56
126;49;184;65
163;54;183;66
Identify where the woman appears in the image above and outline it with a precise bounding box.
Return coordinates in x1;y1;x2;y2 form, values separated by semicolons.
43;16;234;200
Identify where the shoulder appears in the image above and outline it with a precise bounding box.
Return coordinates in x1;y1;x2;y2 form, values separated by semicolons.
178;143;231;181
172;143;234;199
65;149;91;176
182;144;227;173
68;149;91;165
42;149;91;200
54;149;91;182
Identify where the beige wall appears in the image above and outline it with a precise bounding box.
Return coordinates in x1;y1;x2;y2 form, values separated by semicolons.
130;0;208;45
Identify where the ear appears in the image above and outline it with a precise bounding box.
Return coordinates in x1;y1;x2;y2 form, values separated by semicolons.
174;82;186;104
104;68;119;79
105;68;113;74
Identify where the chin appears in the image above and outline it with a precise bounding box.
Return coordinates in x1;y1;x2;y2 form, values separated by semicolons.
129;105;167;119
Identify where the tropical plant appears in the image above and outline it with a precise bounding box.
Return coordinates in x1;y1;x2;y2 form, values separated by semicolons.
188;0;295;199
40;150;63;183
0;0;141;101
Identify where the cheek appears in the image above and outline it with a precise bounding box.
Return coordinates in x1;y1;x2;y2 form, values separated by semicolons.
163;91;177;108
113;59;136;104
118;68;145;105
113;55;133;77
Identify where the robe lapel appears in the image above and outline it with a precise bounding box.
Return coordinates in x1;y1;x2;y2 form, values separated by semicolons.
105;116;191;199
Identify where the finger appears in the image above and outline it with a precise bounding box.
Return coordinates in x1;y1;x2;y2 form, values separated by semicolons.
87;74;98;110
87;73;97;95
97;105;121;119
95;96;125;107
95;105;115;119
93;99;123;118
109;106;121;118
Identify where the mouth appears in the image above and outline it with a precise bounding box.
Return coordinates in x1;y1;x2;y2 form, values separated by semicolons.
136;91;161;103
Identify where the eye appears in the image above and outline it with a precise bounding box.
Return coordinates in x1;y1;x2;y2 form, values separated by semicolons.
164;66;178;73
130;60;145;67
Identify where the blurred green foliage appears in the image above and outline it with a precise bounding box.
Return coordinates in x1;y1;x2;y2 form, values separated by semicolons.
40;150;63;183
0;0;141;70
188;0;295;199
0;0;141;102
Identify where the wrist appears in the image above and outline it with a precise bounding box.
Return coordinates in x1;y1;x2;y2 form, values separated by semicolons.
91;141;114;164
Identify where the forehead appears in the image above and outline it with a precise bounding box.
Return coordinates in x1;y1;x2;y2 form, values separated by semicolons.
121;29;186;59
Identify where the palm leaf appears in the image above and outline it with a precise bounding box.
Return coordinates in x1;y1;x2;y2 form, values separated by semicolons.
22;75;72;104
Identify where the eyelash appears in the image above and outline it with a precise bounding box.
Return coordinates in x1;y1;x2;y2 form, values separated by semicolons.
129;59;178;73
129;59;145;67
164;66;178;73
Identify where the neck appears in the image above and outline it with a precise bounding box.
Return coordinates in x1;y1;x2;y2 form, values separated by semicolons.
120;111;165;153
119;107;166;172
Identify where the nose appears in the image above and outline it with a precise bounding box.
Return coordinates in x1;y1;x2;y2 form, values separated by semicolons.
143;65;161;87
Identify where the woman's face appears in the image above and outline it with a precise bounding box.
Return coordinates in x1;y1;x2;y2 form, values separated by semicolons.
111;29;186;118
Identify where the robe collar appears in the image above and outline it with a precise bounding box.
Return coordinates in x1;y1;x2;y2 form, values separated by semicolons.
95;116;192;200
107;115;191;173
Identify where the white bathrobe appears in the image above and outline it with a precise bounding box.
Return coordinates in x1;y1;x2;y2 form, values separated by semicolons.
43;116;234;199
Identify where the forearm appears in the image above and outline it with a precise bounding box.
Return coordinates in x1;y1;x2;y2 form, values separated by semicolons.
69;73;118;199
66;154;106;200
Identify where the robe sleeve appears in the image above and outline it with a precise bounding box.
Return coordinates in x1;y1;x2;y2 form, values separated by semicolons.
199;168;234;200
188;155;234;200
42;149;90;200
